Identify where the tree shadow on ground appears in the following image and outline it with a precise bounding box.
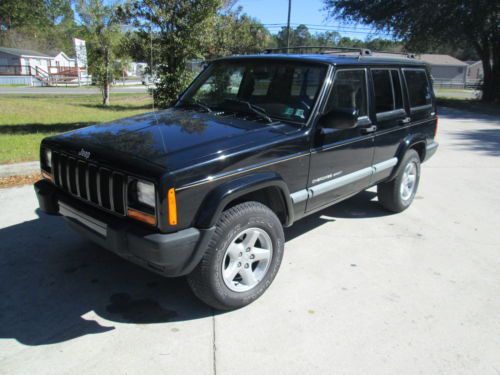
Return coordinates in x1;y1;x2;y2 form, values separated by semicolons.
438;106;500;124
0;123;93;134
452;128;500;157
0;190;390;346
0;209;212;346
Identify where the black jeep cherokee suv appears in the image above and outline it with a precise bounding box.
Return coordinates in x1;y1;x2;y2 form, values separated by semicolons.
35;48;438;310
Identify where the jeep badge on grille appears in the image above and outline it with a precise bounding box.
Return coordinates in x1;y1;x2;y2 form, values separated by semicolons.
78;148;91;159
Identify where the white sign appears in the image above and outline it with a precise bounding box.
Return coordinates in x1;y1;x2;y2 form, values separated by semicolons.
73;38;88;69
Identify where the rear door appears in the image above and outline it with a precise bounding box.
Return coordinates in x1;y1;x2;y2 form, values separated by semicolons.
371;68;409;182
306;68;375;212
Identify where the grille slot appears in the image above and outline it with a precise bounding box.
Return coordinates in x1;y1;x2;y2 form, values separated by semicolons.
52;152;126;216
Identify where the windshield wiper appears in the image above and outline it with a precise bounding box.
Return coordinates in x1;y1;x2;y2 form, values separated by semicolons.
179;98;212;113
223;98;273;123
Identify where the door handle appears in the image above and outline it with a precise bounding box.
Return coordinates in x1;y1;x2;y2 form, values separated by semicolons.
360;125;377;134
400;117;411;124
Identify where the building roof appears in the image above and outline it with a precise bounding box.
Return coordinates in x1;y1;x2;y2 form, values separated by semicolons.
0;46;52;58
52;51;76;60
415;54;467;66
466;60;482;66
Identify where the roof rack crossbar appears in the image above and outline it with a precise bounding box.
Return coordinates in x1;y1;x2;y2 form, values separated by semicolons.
263;46;372;56
371;50;416;59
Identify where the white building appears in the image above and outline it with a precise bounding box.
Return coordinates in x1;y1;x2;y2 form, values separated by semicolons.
0;46;87;85
0;47;53;76
51;51;77;72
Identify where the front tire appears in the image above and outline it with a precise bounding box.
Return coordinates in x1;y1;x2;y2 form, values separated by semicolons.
187;201;285;310
378;149;421;212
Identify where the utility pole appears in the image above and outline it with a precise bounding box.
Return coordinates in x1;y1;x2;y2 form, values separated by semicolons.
286;0;292;51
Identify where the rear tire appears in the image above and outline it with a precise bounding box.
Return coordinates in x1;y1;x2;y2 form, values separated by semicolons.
378;149;421;213
187;201;285;310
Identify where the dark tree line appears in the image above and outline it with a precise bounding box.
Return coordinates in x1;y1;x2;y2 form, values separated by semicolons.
2;0;495;105
323;0;499;102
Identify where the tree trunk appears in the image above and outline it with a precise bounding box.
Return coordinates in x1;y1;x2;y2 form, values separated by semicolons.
476;37;499;103
103;80;110;106
490;42;500;103
102;48;110;106
480;56;493;102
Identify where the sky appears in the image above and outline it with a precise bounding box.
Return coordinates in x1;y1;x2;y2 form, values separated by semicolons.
236;0;393;40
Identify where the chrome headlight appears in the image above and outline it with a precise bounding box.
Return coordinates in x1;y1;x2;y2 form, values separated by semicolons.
44;148;52;169
136;180;156;207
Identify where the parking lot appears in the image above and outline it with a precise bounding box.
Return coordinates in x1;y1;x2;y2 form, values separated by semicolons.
1;107;499;375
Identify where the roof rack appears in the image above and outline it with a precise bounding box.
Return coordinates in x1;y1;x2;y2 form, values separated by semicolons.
262;46;418;60
371;50;416;59
262;46;372;56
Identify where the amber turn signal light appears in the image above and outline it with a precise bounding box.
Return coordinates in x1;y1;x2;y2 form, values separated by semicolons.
127;208;156;226
168;188;177;225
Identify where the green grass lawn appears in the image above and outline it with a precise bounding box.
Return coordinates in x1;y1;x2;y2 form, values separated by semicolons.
0;84;30;87
0;94;153;164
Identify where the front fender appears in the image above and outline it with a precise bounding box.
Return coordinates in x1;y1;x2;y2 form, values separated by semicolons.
195;172;293;228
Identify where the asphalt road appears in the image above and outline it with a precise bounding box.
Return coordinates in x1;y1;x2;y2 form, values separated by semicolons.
0;86;148;95
1;108;500;375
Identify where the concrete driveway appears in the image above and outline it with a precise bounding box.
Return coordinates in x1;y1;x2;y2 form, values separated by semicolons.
1;108;499;375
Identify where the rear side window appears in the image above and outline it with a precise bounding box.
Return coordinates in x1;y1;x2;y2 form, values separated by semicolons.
404;69;432;107
372;69;404;113
327;69;368;117
391;70;404;109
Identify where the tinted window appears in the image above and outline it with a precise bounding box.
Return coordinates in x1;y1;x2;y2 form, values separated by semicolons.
404;69;432;107
391;70;404;109
184;61;327;123
372;69;404;113
327;69;367;117
372;70;394;113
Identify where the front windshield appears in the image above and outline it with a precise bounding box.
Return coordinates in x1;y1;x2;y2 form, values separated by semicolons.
178;60;328;124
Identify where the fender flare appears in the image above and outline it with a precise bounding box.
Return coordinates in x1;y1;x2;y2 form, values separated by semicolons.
195;171;294;228
389;135;427;180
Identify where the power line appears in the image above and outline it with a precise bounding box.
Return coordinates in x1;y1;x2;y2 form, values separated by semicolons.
265;26;388;36
263;24;382;33
263;22;376;31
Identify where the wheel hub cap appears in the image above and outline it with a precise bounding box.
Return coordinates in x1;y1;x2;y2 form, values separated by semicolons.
400;162;417;201
222;227;273;292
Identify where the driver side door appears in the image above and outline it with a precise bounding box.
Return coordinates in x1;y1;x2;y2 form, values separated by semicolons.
306;68;375;212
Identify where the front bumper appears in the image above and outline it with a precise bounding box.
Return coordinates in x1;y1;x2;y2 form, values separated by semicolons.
34;179;214;277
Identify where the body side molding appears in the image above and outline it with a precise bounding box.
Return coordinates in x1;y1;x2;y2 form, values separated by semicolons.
290;157;398;202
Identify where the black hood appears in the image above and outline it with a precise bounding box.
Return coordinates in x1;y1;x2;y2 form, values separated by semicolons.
48;108;300;171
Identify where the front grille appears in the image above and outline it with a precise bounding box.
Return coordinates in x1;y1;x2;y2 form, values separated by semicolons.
52;151;126;215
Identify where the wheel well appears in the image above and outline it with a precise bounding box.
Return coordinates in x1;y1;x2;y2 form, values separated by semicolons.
224;186;288;225
410;142;426;161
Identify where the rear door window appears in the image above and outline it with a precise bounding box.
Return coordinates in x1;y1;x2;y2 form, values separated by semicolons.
403;69;432;108
371;69;404;114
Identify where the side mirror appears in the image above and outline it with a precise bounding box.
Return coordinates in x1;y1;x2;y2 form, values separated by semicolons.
319;107;358;130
